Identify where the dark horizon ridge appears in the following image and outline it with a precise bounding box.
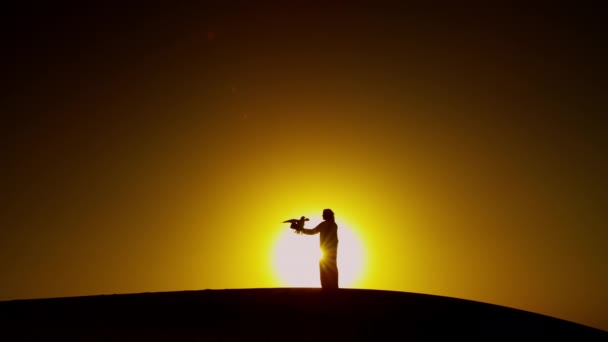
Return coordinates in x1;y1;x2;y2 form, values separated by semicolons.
1;288;606;340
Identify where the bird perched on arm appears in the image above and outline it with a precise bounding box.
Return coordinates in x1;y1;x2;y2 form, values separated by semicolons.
283;216;309;234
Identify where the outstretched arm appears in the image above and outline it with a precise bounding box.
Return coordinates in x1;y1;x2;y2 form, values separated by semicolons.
298;222;322;235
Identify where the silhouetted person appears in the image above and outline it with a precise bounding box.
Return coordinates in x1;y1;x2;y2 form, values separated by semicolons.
295;209;339;289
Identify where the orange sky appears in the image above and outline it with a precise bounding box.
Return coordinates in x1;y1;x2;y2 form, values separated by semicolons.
4;3;607;331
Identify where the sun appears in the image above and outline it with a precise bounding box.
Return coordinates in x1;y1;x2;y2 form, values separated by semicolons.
272;217;366;288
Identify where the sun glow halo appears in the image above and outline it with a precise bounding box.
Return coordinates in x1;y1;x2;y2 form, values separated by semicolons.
272;218;366;288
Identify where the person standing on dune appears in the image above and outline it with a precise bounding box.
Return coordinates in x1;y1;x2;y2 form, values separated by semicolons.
294;209;339;289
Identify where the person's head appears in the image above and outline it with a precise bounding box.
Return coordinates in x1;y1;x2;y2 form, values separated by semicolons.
322;209;335;222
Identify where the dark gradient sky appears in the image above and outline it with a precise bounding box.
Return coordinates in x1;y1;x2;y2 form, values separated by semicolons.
3;3;607;331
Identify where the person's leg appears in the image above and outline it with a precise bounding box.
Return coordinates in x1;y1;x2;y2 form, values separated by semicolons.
327;256;338;289
320;257;339;289
331;260;339;289
319;260;328;288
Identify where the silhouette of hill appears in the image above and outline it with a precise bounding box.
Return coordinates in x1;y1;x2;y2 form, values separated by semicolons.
1;288;606;340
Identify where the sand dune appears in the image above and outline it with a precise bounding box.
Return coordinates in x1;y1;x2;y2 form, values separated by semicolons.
1;288;606;340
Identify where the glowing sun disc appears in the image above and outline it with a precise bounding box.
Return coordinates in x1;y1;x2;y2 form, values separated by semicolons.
272;221;365;288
